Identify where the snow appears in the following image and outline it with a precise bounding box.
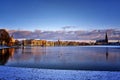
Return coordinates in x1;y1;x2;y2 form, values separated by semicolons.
0;66;120;80
81;45;120;48
0;46;18;49
0;46;9;49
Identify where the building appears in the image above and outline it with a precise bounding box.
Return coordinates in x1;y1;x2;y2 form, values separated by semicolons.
96;33;108;45
22;39;47;46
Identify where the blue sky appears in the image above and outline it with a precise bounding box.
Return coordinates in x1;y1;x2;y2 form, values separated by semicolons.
0;0;120;31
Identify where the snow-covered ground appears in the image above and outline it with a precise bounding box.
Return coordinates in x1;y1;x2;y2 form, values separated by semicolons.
1;45;120;49
0;66;120;80
0;46;9;49
81;45;120;48
0;46;18;49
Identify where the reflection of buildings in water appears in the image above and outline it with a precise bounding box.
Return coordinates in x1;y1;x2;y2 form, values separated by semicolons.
0;48;15;65
31;47;46;62
109;48;120;62
105;48;120;62
9;48;15;58
21;46;25;54
106;48;109;60
20;47;46;62
58;47;67;64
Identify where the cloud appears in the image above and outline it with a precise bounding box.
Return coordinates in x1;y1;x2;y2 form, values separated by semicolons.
8;29;120;40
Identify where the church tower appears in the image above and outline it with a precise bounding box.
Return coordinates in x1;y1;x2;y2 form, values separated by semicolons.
105;32;108;43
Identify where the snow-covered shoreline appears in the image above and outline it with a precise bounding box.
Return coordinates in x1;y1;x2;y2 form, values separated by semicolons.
0;66;120;80
0;45;120;49
0;46;9;49
0;46;18;49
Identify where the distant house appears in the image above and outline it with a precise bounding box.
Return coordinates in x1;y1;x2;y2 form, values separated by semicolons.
96;33;108;45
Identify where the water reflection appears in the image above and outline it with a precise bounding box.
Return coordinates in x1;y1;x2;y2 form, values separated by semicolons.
1;46;120;71
0;48;14;65
106;48;108;60
8;47;46;64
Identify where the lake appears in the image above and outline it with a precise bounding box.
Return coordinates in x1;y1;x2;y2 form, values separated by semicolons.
0;46;120;71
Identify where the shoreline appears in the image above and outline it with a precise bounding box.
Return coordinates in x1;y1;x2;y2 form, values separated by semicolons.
0;46;15;49
0;45;120;49
0;66;120;80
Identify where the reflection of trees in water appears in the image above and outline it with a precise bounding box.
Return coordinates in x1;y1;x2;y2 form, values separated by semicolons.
0;48;14;65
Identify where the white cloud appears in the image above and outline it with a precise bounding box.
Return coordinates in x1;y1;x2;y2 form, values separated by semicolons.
8;29;120;40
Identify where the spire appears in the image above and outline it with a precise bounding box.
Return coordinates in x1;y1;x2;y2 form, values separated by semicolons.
105;32;108;43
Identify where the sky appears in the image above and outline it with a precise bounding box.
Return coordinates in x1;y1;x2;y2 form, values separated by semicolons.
0;0;120;31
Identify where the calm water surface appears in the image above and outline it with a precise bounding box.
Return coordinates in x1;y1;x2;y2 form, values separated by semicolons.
0;46;120;71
